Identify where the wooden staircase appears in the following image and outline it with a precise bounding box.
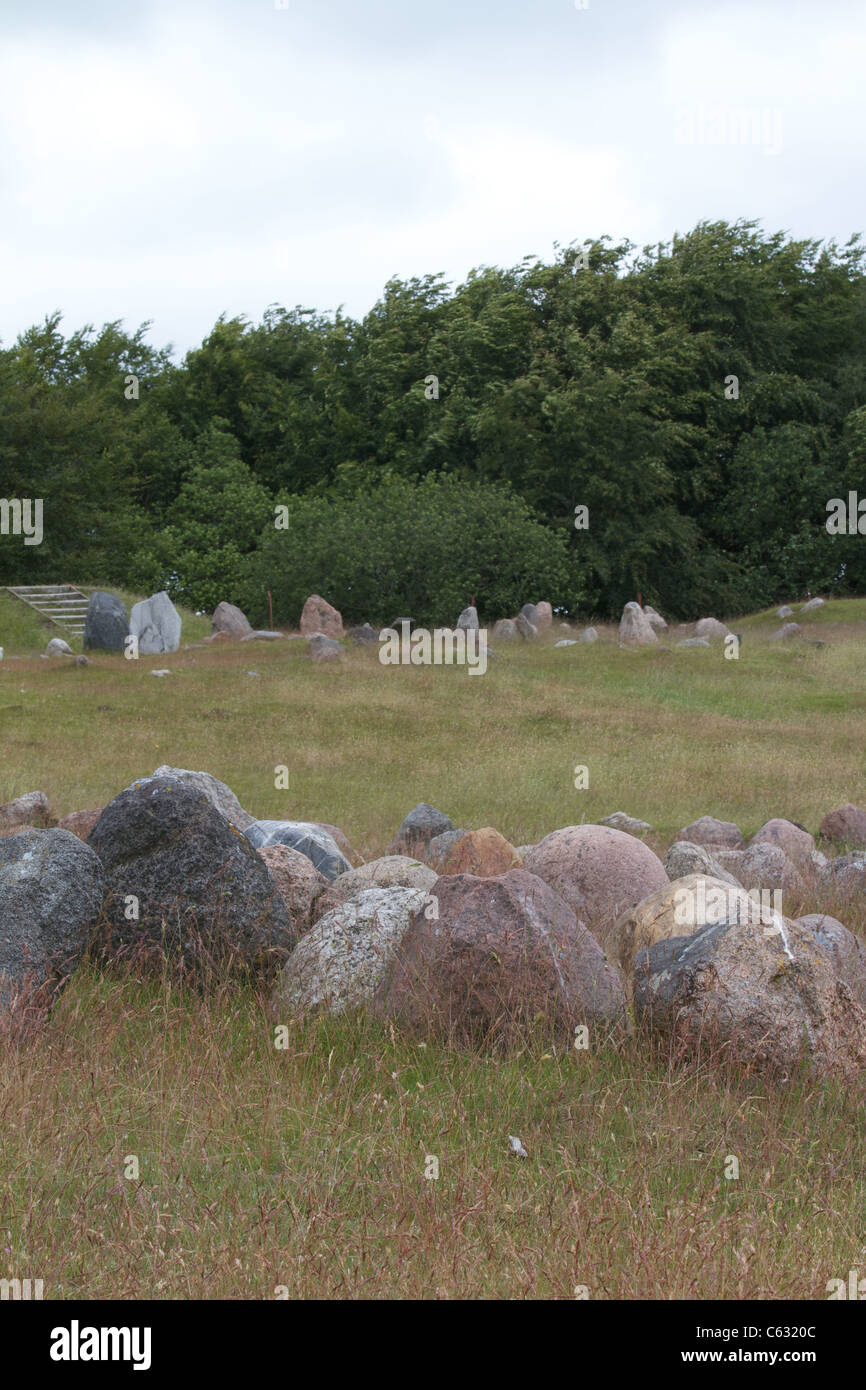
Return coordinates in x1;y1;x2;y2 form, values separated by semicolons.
6;584;90;637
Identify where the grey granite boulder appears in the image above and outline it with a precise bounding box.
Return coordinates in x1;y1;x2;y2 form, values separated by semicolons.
797;913;866;1011
387;802;454;858
130;766;255;831
211;601;252;639
89;780;293;976
664;840;742;888
456;606;479;631
0;828;105;1012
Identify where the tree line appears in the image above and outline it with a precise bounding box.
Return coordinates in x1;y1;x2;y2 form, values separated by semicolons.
1;218;865;626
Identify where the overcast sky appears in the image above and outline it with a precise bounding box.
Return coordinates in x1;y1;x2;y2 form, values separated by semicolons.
1;0;863;361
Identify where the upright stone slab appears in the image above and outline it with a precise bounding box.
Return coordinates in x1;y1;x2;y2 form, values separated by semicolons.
84;592;129;652
129;591;182;654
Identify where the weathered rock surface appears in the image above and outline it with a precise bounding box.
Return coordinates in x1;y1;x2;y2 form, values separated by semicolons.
312;855;437;924
437;827;522;877
377;869;630;1045
796;914;866;1011
524;825;668;941
211;602;252;639
300;595;344;639
613;873;756;987
694;617;730;642
675;816;744;850
140;766;254;831
57;809;103;841
273;886;429;1017
88;780;293;975
664;840;742;887
84;592;129;652
750;818;815;865
258;844;328;937
633;909;866;1078
0;828;105;1012
819;804;866;849
714;843;804;896
600;812;652;838
129;591;182;654
243;820;351;880
618;602;657;646
388;803;454;859
0;791;50;831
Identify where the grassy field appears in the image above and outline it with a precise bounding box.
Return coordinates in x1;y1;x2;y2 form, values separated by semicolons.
1;593;866;1298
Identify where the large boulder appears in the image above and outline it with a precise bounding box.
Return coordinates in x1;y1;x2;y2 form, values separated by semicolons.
129;591;181;654
694;617;730;642
138;766;254;831
300;595;344;639
714;843;804;896
618;602;657;646
633;909;866;1078
492;619;517;642
437;827;522;877
797;914;866;1011
83;591;129;652
819;804;866;849
243;820;351;880
675;816;744;850
88;780;293;976
387;803;454;858
258;844;328;937
311;855;437;924
524;825;668;941
377;869;630;1046
211;602;252;639
613;873;756;988
535;601;553;631
749;818;815;865
273;886;430;1018
0;791;50;831
0;829;105;1013
663;840;742;888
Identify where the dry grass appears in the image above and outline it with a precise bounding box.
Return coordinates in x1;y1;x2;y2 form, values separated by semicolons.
2;596;866;1298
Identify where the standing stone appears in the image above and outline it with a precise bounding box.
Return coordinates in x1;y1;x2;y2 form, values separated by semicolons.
520;603;541;627
84;592;129;652
535;602;553;631
130;591;182;654
300;595;344;639
0;829;105;1014
618;602;657;646
456;606;479;631
580;627;599;643
492;619;517;642
307;633;342;663
211;602;252;639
